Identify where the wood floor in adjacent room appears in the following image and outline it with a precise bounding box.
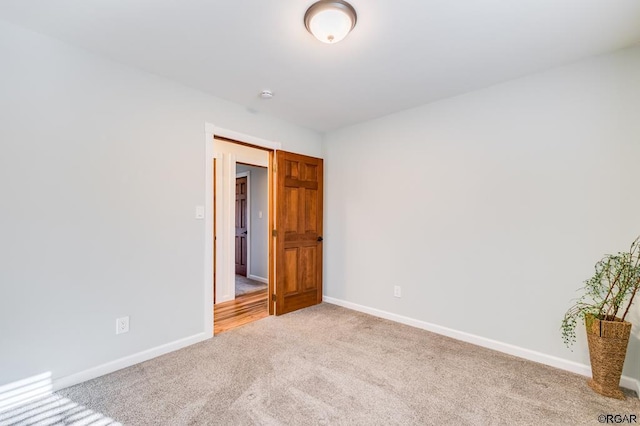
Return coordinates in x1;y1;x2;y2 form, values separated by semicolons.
214;288;268;335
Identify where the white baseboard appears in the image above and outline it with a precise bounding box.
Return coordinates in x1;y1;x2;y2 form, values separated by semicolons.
52;332;210;392
322;296;640;398
247;274;268;284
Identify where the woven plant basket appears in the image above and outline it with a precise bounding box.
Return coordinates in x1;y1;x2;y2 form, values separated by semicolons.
585;314;632;399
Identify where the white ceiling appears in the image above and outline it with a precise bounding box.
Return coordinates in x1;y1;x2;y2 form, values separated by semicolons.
2;1;640;132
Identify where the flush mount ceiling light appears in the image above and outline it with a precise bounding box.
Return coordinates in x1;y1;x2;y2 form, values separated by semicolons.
304;0;357;44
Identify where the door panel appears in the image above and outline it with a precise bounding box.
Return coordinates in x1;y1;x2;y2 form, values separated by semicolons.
284;249;298;294
284;187;299;232
275;151;323;315
235;176;248;276
305;191;317;232
300;246;317;291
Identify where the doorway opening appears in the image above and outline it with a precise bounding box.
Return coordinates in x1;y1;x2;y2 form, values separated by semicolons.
212;138;272;334
235;165;269;297
205;125;324;337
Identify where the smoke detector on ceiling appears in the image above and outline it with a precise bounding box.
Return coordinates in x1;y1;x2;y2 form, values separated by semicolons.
260;90;274;99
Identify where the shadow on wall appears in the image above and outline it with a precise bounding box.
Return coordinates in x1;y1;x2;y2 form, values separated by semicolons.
0;373;121;425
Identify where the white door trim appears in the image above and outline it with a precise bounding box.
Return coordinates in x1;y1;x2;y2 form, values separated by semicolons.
206;123;282;151
205;122;278;332
220;153;236;303
204;125;216;338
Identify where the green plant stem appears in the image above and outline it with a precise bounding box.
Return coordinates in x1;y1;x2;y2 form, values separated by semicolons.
622;278;640;321
601;266;622;318
561;235;640;347
621;239;640;321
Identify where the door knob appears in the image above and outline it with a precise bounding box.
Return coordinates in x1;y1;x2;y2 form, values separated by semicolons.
242;231;247;235
317;236;323;242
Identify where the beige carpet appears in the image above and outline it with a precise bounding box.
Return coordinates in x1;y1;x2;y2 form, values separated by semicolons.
235;275;267;297
3;303;640;425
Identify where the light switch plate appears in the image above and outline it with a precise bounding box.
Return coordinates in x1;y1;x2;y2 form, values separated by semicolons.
195;205;205;219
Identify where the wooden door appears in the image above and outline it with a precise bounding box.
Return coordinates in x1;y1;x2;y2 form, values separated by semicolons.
275;151;323;315
235;176;248;276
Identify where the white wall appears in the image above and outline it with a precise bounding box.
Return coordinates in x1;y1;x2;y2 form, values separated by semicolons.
323;45;640;380
236;165;269;281
0;20;321;388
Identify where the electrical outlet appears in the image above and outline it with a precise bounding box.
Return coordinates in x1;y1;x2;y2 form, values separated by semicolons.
116;316;129;334
394;286;401;298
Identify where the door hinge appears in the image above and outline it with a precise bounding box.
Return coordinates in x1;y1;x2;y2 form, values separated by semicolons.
272;229;277;237
272;294;276;302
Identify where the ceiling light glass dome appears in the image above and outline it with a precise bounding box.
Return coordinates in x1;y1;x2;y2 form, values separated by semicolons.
304;1;357;44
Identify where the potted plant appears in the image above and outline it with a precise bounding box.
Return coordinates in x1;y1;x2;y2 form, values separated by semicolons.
561;236;640;399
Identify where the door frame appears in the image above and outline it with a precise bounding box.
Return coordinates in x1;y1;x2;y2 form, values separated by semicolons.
214;145;268;303
235;171;251;278
204;123;281;337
